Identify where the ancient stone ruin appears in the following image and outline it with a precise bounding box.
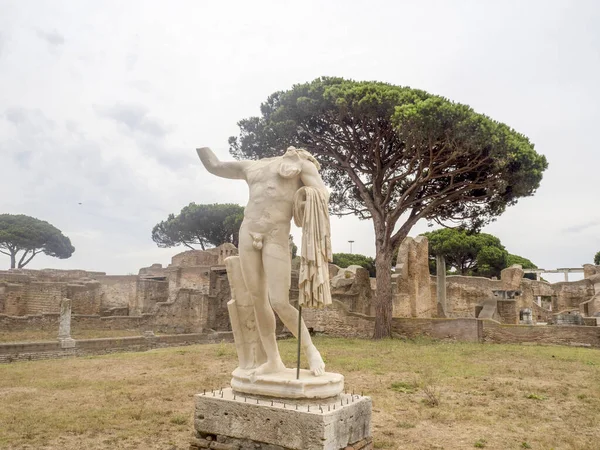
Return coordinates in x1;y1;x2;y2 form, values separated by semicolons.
2;239;600;343
0;243;238;335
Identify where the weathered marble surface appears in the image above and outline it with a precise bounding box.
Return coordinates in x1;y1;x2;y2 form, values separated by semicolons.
198;146;341;399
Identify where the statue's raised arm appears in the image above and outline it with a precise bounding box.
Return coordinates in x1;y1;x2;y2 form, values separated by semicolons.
196;147;252;180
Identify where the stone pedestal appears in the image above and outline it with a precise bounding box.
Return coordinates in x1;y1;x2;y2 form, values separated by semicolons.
58;298;76;348
192;388;372;450
58;298;72;340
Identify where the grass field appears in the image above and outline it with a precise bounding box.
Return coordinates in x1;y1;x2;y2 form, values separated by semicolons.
1;336;600;449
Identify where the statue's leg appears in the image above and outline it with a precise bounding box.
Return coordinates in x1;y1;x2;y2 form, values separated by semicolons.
262;238;326;376
238;228;285;375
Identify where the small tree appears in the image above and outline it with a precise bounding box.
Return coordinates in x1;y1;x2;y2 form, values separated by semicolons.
333;253;376;277
229;77;548;338
423;228;508;277
0;214;75;269
424;228;538;279
594;251;600;266
506;254;537;269
152;203;243;250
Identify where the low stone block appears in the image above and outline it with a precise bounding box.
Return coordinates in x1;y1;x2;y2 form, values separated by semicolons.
59;338;76;349
195;388;371;450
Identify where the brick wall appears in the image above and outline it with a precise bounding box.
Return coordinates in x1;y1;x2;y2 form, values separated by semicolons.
0;272;34;284
26;282;66;314
0;332;233;364
0;313;60;332
136;279;169;313
482;320;600;347
138;263;168;277
532;302;553;323
496;300;518;324
0;287;215;335
153;289;209;334
98;276;138;313
207;269;231;332
303;302;374;339
390;317;600;348
171;249;220;267
73;315;152;332
580;295;600;317
67;282;102;315
306;310;600;350
445;275;503;318
392;317;480;341
2;283;28;316
553;280;594;311
178;267;212;293
0;269;105;282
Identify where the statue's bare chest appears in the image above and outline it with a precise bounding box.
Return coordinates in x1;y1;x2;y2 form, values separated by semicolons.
245;159;301;200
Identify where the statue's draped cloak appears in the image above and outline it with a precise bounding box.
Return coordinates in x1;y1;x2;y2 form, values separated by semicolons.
293;186;332;308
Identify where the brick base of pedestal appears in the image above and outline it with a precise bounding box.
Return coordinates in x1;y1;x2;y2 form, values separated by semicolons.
192;388;372;450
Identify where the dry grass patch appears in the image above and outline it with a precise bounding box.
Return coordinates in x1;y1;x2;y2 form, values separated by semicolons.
1;337;600;449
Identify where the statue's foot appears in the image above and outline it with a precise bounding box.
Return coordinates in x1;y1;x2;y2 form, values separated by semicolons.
306;344;325;376
250;359;286;378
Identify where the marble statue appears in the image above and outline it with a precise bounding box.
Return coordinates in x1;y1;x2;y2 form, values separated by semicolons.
197;147;334;381
193;146;364;446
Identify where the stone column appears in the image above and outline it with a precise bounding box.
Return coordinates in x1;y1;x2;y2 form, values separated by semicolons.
58;298;76;348
436;254;447;317
564;270;569;282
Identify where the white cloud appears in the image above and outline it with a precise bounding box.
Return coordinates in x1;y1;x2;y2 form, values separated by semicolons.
95;103;171;138
0;0;599;273
35;28;64;47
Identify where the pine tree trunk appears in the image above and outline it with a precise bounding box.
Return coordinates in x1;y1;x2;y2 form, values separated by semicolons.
10;252;16;269
373;243;393;339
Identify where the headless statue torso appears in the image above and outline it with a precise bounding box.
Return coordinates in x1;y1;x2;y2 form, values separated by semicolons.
242;156;304;250
197;146;342;396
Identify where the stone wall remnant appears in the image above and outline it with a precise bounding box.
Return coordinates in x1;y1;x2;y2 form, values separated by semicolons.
436;254;447;317
392;236;435;318
169;243;238;268
3;240;600;338
501;265;525;290
330;265;363;289
583;264;600;279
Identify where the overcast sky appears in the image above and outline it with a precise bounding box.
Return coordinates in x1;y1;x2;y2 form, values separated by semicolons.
1;0;599;282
